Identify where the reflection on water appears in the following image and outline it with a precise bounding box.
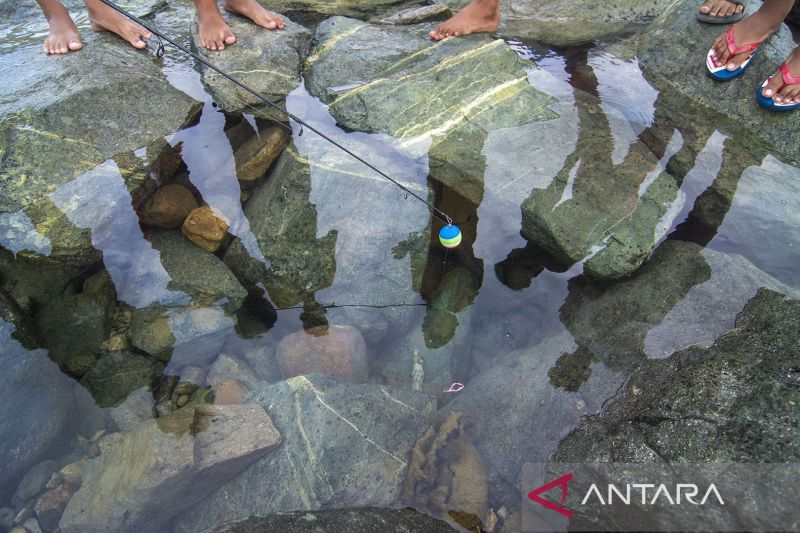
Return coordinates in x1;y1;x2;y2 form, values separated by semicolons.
1;17;799;533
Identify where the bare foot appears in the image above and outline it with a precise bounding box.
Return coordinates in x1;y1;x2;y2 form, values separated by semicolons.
699;0;745;19
41;3;83;54
223;0;285;31
710;7;784;71
84;0;151;49
762;46;800;105
195;0;236;50
430;0;499;41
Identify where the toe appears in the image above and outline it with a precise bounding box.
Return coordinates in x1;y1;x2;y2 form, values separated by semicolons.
225;33;236;45
68;38;83;51
762;73;783;98
699;1;711;14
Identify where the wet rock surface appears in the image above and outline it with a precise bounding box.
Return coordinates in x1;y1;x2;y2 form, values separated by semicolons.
437;0;673;45
210;507;455;533
191;13;311;113
60;404;281;533
173;375;436;532
276;324;370;383
554;289;800;463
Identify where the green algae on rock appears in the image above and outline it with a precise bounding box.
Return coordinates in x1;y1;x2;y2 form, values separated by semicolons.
436;0;674;46
0;33;201;271
191;13;311;113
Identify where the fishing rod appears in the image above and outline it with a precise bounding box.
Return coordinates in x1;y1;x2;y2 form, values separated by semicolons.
98;0;462;248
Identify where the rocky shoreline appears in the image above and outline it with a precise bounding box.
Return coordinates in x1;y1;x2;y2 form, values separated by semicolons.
1;0;798;531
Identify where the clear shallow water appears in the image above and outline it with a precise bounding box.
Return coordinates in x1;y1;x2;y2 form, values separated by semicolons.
1;13;799;532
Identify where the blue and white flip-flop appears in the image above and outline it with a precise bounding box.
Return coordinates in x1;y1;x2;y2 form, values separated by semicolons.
706;26;765;80
757;62;800;111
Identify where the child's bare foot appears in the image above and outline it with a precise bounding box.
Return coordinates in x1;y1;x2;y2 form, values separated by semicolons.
699;0;745;19
84;0;151;49
223;0;285;30
429;0;499;41
195;0;236;50
36;0;83;54
709;5;786;71
762;46;800;105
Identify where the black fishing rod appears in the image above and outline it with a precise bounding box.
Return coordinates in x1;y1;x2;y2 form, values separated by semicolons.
98;0;462;245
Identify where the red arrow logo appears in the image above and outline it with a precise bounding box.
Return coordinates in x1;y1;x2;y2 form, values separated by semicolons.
528;472;574;518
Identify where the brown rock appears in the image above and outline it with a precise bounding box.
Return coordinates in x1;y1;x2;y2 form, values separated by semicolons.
276;325;370;383
139;184;198;229
34;484;77;532
214;378;247;405
404;412;488;524
181;206;229;252
234;127;288;187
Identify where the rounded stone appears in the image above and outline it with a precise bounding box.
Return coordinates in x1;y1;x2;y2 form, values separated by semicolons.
181;206;229;253
139;184;198;229
276;325;370;383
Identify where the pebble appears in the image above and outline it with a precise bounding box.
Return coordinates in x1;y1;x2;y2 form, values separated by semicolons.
57;459;88;486
176;395;190;408
139;184;199;229
22;517;43;533
35;484;77;531
174;382;199;397
181;206;229;252
86;442;101;458
9;527;27;533
14;507;33;525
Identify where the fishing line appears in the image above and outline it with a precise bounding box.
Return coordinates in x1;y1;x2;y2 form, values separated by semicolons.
99;0;460;234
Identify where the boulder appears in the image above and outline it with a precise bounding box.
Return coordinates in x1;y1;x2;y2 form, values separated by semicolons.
209;508;455;533
60;404;281;533
0;321;105;502
0;28;201;272
553;288;800;462
14;460;59;504
258;0;423;19
138;185;199;229
636;1;800;166
276;325;370;383
191;13;311;113
305;17;556;205
436;0;674;46
172;375;436;532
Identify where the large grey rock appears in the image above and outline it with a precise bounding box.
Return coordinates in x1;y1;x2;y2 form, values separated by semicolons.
209;508;456;533
561;239;799;368
553;288;800;463
437;0;674;46
258;0;423;19
0;31;201;271
305;18;556;205
60;404;281;533
147;230;247;311
191;13;311;113
637;1;800;167
0;321;105;502
172;375;436;532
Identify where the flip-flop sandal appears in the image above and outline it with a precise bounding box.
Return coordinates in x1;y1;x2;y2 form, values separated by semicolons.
706;26;765;81
697;0;747;24
757;62;800;111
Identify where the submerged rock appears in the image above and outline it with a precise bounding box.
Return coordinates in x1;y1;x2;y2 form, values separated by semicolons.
437;0;673;46
553;288;800;462
233;126;289;188
181;206;230;253
191;13;311;113
210;508;455;533
80;351;163;408
138;184;199;229
60;404;281;533
0;31;200;272
172;375;436;532
0;321;105;502
276;325;370;383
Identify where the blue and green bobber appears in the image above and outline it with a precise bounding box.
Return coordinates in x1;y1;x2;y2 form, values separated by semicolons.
439;224;462;249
